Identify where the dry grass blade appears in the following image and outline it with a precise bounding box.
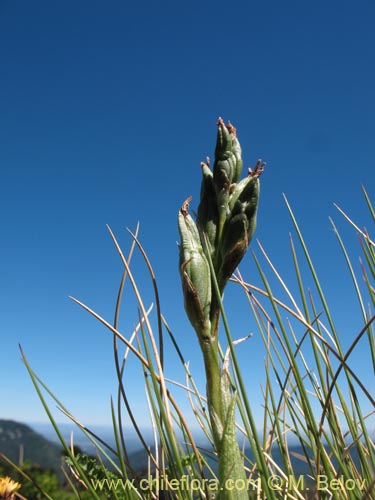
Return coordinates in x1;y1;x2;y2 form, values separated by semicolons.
334;202;375;247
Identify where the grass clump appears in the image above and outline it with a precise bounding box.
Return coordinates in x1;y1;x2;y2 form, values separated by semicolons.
4;120;374;499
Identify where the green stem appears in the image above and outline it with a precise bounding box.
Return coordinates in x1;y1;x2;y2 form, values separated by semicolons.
200;331;222;450
201;305;249;500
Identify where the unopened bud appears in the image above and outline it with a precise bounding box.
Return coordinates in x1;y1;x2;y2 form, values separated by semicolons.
197;160;218;253
178;198;212;340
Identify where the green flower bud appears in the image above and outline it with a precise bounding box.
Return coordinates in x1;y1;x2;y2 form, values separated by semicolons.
239;161;264;242
229;160;265;211
178;197;212;340
214;118;234;164
213;118;244;242
228;174;253;212
213;118;243;186
218;212;249;290
218;163;263;288
229;123;243;184
197;159;218;253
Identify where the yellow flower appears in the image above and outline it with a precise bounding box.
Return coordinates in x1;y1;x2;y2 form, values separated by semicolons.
0;477;21;500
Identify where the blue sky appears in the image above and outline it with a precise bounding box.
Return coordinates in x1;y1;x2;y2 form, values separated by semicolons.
1;0;374;433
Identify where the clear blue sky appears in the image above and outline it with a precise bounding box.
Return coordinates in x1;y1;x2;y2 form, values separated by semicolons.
1;0;374;432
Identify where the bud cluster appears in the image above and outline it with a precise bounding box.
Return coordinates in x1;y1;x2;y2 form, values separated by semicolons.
178;118;264;340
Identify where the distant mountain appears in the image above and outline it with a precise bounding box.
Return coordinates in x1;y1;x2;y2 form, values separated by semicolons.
3;420;359;484
0;420;159;476
0;419;62;472
29;421;149;456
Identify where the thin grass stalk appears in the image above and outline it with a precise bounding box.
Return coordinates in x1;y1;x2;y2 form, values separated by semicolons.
20;349;103;499
126;228;170;476
334;203;375;248
289;235;330;402
61;463;82;498
142;375;189;500
110;398;130;486
329;217;368;321
288;234;312;324
359;265;375;374
58;408;125;478
318;314;375;430
115;309;157;473
137;315;185;482
162;316;213;442
162;316;211;421
256;240;306;320
261;364;271;450
251;253;343;500
360;242;375;285
240;278;291;386
143;384;172;500
113;223;140;464
106;226;174;434
258;315;297;445
144;389;160;500
126;228;165;371
361;185;375;222
307;293;345;429
284;196;341;352
262;361;295;478
184;371;214;445
139;350;168;499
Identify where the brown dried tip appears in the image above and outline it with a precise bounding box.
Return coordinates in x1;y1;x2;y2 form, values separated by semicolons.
181;196;192;218
200;156;211;169
217;117;236;137
248;160;266;177
217;116;225;127
226;121;237;138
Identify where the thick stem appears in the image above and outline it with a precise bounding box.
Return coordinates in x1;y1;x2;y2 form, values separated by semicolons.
204;306;248;499
200;333;222;450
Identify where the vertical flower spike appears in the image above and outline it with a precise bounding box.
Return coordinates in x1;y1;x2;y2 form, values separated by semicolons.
179;118;264;311
178;119;265;499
